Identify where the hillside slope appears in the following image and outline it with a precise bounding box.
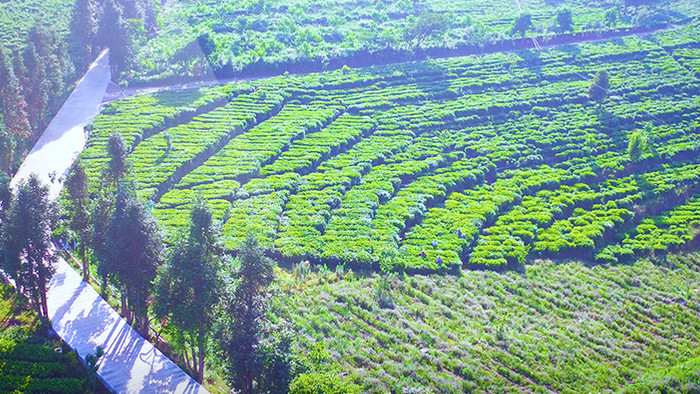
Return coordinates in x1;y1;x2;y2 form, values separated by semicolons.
272;254;700;392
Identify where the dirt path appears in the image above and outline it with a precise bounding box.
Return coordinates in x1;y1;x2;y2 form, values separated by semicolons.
10;49;209;394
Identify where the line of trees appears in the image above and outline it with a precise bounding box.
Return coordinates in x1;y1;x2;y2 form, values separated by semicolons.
0;0;156;178
58;132;302;390
0;129;357;390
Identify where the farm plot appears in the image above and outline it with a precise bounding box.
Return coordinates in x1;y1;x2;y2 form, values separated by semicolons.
82;25;700;272
272;253;700;392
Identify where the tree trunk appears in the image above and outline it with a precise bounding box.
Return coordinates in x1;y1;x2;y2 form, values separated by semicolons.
188;333;198;379
81;240;89;282
121;291;131;324
197;331;205;383
183;346;194;378
37;260;49;322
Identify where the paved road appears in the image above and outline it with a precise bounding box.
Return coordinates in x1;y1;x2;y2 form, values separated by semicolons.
10;49;209;394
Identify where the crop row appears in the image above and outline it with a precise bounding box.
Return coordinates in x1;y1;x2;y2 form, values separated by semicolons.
399;165;573;271
154;104;343;236
83;84;249;187
274;254;700;391
597;194;700;263
77;24;700;272
130;90;286;199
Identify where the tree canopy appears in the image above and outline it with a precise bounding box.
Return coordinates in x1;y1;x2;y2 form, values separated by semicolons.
64;159;92;282
217;235;279;393
404;12;451;51
511;13;532;37
556;8;574;33
588;70;610;104
99;185;164;336
153;198;227;383
1;174;57;322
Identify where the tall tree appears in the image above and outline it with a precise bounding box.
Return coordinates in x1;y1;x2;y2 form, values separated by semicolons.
218;236;275;393
92;131;128;293
100;186;164;336
404;12;451;52
22;42;49;133
1;174;57;322
106;132;129;186
70;0;99;70
555;7;574;33
511;13;532;37
153;198;226;383
0;47;31;140
65;159;92;282
588;70;610;104
98;0;139;77
28;25;73;115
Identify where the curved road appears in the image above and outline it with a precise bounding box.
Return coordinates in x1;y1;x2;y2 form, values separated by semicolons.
10;49;209;394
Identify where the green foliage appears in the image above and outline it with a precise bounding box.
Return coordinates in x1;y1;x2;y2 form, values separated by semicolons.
628;132;645;162
106;132;129;184
290;373;361;394
0;284;93;392
404;12;451;50
604;7;619;28
69;0;98;69
511;13;532;37
99;185;164;336
587;69;609;103
126;0;693;83
153;198;226;382
1;174;57;321
64;159;92;282
275;254;700;391
555;7;574;33
81;24;700;274
98;0;140;77
217;235;284;392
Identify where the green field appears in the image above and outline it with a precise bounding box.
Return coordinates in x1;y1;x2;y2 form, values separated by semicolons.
68;4;700;391
272;253;700;392
83;21;700;274
131;0;700;83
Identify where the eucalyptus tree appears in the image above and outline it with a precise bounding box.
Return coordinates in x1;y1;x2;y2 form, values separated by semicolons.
99;185;164;336
1;174;57;323
64;159;92;282
217;236;278;393
153;198;227;383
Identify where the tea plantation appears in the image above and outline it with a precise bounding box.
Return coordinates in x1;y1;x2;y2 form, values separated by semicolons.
0;284;98;393
83;22;700;274
272;253;700;391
